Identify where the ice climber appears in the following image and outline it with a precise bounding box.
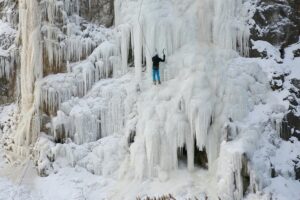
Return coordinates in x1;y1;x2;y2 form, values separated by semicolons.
152;51;165;85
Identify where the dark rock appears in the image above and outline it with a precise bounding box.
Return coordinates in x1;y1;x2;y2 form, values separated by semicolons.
279;46;285;59
291;79;300;90
287;96;298;107
292;157;300;180
270;162;278;178
270;72;287;91
294;49;300;57
177;143;208;169
194;147;208;169
295;165;300;180
0;78;9;97
79;0;114;27
281;78;300;141
0;72;16;105
281;111;300;140
53;124;67;144
289;87;300;99
250;0;300;57
40;114;52;135
128;129;136;145
241;154;250;196
225;119;239;141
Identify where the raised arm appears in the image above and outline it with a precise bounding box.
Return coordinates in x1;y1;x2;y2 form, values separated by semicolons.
160;54;166;62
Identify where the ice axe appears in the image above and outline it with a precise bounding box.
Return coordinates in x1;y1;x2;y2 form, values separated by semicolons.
163;49;167;62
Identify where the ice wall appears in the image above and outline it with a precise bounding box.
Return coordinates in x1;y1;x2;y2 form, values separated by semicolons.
112;0;256;176
38;37;124;118
10;0;268;198
13;0;121;152
28;0;258;176
124;51;267;179
52;77;128;144
16;0;253;151
114;0;251;83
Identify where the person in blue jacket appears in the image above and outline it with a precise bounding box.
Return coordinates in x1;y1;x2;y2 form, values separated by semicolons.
152;52;165;85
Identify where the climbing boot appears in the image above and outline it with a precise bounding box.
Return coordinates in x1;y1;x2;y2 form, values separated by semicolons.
153;81;156;85
158;80;161;85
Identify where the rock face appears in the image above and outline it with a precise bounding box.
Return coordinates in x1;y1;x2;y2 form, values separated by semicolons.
250;0;300;57
250;0;300;146
270;72;286;91
0;77;15;104
281;111;300;140
0;0;114;106
0;0;18;26
80;0;114;27
270;71;300;142
281;78;300;141
295;157;300;180
40;0;115;76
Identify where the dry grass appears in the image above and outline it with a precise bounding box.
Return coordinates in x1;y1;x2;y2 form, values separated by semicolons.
136;194;208;200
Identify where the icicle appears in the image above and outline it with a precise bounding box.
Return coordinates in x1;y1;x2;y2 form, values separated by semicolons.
217;142;250;200
0;56;11;79
89;40;121;79
51;80;127;145
133;20;143;83
119;24;131;74
41;0;98;71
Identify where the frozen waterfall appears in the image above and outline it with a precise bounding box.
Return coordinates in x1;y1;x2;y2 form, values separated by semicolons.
11;0;267;199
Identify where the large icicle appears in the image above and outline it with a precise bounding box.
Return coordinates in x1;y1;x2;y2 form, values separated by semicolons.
14;0;43;154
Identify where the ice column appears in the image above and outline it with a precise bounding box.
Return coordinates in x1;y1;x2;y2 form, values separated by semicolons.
133;19;143;83
15;0;43;152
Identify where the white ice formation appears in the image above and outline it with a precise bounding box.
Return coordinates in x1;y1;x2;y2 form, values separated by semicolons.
8;0;286;199
0;0;17;80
